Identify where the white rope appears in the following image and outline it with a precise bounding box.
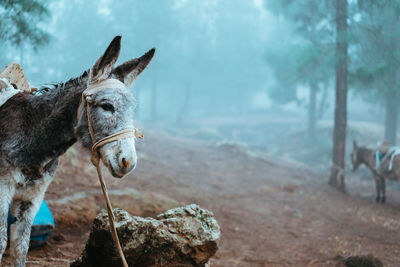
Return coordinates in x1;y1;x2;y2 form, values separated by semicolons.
332;163;345;184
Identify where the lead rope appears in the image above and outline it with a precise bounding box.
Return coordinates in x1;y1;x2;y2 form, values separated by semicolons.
86;100;129;267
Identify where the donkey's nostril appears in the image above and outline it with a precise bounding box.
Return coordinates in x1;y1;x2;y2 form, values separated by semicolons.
121;158;130;169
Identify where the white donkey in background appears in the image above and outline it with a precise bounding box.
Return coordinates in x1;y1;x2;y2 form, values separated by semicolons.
0;36;155;266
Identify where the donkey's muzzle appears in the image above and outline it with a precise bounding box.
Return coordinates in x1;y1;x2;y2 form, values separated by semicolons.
119;156;136;174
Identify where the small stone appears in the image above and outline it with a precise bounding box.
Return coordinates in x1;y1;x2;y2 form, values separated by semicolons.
335;254;383;267
71;204;220;267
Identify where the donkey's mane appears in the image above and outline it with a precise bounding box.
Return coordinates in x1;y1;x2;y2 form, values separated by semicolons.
35;70;89;96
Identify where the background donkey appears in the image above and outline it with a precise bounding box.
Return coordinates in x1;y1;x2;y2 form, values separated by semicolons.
0;36;154;266
351;141;400;203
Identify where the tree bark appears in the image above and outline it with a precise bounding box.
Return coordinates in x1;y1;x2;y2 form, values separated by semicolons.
384;93;398;145
329;0;348;192
317;82;329;121
176;84;191;124
308;83;317;139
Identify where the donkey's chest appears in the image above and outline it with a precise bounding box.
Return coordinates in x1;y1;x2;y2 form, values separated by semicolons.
9;163;56;200
14;181;46;200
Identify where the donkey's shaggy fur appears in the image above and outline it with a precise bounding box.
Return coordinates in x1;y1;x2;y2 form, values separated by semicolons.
0;36;154;266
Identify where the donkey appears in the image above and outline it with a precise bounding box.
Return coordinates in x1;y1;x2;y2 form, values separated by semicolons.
0;36;154;266
351;141;400;203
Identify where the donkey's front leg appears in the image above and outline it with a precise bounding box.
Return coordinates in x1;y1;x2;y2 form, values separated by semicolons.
10;159;57;267
373;174;381;203
0;180;14;264
10;194;44;267
380;176;386;203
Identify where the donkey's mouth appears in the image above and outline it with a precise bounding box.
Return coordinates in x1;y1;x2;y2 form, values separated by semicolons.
108;160;125;178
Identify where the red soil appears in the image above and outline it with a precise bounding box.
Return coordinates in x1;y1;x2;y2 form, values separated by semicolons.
3;129;400;266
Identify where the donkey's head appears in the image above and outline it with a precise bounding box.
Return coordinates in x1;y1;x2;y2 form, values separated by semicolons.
350;140;362;171
76;36;154;178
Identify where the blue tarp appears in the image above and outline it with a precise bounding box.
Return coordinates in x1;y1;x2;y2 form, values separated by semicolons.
8;200;54;247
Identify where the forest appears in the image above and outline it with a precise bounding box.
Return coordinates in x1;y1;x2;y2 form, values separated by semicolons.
1;0;400;266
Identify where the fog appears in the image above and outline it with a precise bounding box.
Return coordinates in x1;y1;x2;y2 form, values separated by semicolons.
3;1;270;118
3;0;400;265
0;0;397;174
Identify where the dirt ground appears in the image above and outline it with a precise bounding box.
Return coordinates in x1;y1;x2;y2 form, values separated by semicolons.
3;129;400;266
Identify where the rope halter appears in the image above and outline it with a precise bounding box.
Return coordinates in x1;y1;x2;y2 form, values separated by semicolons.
76;78;143;160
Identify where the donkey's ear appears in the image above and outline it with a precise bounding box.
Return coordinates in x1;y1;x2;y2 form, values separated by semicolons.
89;36;121;83
111;48;155;87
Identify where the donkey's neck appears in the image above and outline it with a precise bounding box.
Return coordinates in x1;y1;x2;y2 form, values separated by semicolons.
2;71;89;175
359;147;376;170
31;71;90;149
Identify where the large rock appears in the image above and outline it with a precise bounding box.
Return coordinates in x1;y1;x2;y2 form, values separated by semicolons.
71;204;220;267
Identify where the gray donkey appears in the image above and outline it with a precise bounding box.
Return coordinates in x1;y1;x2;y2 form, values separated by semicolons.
351;141;400;203
0;36;154;266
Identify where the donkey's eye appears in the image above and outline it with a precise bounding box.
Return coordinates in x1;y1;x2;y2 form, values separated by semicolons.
100;103;115;113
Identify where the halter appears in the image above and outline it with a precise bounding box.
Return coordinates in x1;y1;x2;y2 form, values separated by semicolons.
78;78;142;267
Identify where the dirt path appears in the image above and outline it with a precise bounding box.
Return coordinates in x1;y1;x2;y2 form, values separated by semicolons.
4;129;400;266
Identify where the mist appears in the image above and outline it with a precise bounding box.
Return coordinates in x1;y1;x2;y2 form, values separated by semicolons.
1;0;400;265
1;1;386;155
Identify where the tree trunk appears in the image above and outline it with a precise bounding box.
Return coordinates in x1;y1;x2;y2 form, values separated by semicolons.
308;83;317;139
329;0;348;192
176;84;191;124
384;93;398;145
317;82;329;121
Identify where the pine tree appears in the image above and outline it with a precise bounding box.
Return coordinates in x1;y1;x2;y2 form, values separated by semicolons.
329;0;348;191
0;0;50;49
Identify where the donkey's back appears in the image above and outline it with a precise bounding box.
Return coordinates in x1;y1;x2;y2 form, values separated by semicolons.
379;153;400;181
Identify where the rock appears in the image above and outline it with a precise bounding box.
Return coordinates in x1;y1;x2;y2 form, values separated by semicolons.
71;204;220;267
0;78;22;107
0;62;31;92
